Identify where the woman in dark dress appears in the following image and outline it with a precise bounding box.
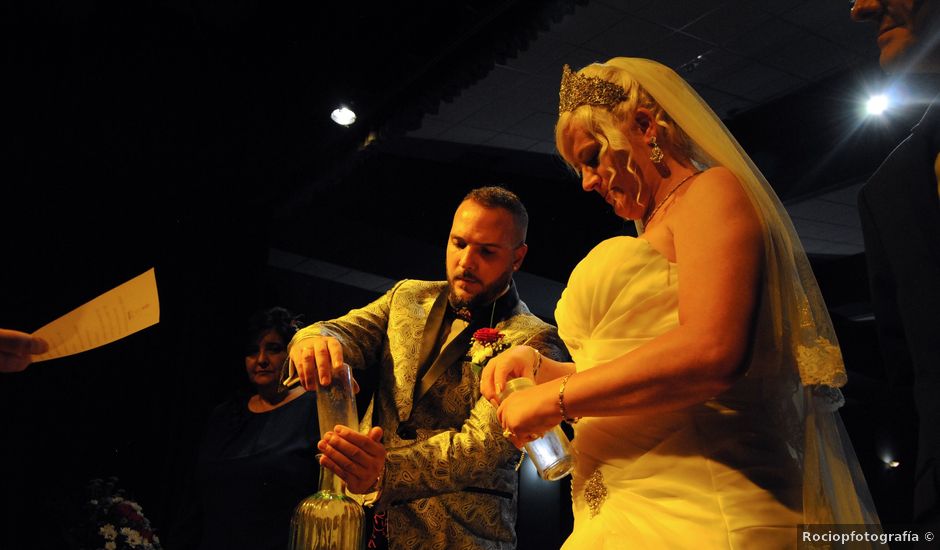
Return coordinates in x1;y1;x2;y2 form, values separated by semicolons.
184;306;320;550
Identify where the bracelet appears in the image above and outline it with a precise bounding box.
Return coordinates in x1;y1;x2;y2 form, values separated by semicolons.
558;374;580;424
530;348;542;379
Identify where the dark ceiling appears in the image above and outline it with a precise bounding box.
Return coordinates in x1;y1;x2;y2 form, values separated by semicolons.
4;0;928;324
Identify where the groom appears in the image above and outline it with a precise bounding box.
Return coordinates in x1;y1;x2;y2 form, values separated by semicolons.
286;186;568;549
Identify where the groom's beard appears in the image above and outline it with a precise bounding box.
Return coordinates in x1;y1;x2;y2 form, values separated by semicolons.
447;268;512;312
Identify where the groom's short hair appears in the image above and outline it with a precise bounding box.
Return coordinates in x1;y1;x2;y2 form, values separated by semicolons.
462;186;528;245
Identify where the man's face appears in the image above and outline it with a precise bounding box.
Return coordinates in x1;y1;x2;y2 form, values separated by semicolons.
852;0;940;72
446;199;527;310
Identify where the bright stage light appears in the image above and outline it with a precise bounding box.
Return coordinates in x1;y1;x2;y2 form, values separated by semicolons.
331;106;356;126
880;452;901;469
866;94;889;115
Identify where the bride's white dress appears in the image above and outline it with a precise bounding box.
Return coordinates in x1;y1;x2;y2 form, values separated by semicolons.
556;236;804;549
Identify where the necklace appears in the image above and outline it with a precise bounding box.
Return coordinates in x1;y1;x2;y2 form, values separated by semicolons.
643;171;701;225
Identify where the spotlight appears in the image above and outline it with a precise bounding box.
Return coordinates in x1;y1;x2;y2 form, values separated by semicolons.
881;453;901;469
331;106;356;126
866;94;889;115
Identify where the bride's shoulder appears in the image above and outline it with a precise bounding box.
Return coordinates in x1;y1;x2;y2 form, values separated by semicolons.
680;167;761;234
691;166;738;188
685;167;751;208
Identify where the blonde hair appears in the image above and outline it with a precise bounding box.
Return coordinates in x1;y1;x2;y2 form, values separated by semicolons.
554;61;696;205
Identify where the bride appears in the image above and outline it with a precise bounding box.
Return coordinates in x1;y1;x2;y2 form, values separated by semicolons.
481;58;880;548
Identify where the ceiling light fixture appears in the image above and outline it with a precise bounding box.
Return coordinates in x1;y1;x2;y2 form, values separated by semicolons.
866;94;889;116
331;106;356;126
880;453;901;469
678;52;710;74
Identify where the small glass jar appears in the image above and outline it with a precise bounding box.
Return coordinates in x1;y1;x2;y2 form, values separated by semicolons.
500;377;576;481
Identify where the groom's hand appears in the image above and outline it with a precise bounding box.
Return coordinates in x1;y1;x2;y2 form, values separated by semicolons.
318;426;386;494
480;345;537;406
290;335;345;390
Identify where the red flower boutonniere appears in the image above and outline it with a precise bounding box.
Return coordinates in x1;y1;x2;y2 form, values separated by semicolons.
468;328;510;376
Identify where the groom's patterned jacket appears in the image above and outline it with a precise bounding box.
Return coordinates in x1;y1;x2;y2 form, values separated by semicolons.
290;279;567;549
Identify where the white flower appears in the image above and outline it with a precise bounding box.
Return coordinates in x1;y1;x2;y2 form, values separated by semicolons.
99;524;117;540
121;527;143;547
105;542;117;550
471;347;494;364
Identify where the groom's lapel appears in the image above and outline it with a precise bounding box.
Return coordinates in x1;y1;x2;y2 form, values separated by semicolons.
414;290;449;378
413;321;475;404
397;289;448;420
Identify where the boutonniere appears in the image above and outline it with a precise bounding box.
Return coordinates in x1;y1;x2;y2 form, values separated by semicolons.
468;327;510;376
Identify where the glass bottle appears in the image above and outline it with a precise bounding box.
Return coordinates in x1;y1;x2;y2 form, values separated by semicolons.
288;465;364;549
499;377;576;481
288;363;364;549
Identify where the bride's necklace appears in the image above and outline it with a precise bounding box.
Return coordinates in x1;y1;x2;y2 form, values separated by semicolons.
643;171;701;225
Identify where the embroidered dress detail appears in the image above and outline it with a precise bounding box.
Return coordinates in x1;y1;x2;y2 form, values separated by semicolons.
584;469;608;518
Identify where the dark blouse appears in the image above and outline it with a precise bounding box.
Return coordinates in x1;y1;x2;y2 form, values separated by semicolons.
196;391;319;550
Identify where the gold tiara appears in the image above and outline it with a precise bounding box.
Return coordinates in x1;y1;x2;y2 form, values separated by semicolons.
558;64;630;114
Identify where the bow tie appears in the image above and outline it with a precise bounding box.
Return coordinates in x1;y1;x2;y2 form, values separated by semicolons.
451;306;473;322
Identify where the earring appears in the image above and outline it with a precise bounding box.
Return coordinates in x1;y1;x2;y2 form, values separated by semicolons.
648;137;664;164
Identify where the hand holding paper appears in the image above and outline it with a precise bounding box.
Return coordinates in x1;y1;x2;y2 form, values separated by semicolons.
0;329;49;373
29;268;161;363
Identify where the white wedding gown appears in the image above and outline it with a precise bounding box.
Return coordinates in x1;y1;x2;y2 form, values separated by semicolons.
556;236;806;549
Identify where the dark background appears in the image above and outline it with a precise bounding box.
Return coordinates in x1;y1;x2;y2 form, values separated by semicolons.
1;1;923;548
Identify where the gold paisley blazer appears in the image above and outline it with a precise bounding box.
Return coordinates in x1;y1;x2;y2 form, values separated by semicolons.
290;279;567;550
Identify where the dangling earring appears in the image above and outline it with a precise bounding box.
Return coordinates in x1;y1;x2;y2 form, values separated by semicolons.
648;136;664;164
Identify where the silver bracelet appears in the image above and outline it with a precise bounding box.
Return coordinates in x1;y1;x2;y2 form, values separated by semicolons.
558;373;580;424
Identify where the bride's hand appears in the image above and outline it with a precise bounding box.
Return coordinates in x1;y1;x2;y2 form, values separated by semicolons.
480;345;539;406
497;383;559;449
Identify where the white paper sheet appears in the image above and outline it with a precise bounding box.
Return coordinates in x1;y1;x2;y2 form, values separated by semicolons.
30;268;160;362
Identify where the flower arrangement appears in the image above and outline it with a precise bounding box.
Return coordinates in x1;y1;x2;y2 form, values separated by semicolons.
468;327;509;376
78;477;162;550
